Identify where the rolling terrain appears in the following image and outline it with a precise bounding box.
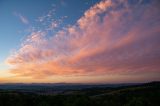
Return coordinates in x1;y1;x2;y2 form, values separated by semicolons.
0;81;159;106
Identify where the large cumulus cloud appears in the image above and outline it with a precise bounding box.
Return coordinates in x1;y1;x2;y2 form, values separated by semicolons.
6;0;160;79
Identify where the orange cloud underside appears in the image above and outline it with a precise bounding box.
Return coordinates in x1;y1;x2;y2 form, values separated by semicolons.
4;0;160;82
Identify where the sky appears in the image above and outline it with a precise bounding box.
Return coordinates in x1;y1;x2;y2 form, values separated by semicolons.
0;0;160;83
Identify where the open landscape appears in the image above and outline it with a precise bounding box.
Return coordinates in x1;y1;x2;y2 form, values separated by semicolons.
0;0;160;105
0;81;160;106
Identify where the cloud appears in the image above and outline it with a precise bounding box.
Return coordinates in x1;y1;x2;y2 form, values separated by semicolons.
19;15;29;24
14;12;29;24
36;7;66;32
60;0;67;7
6;0;160;79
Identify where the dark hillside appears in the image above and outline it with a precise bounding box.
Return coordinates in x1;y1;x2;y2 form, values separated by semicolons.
0;81;159;106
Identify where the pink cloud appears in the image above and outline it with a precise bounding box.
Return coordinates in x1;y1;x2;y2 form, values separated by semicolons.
6;0;160;79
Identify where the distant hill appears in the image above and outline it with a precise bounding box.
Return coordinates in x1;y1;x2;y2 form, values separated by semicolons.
0;82;142;92
0;81;159;106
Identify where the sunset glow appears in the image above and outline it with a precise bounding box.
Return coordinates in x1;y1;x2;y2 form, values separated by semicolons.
0;0;160;83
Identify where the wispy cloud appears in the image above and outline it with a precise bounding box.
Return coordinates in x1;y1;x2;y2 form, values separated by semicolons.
7;0;160;80
36;7;66;32
60;0;67;7
14;12;29;24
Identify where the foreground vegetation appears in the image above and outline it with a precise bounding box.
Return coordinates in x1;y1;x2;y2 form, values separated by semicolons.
0;82;159;106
